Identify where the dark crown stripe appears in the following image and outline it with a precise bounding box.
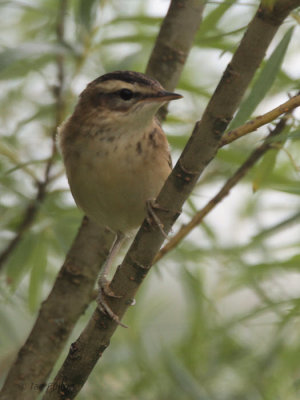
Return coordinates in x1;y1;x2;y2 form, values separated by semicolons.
91;71;159;87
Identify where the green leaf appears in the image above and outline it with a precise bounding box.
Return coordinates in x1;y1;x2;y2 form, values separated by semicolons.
5;233;36;289
198;0;237;36
249;255;300;277
28;233;48;312
107;15;162;27
217;146;250;167
252;149;279;192
0;42;72;77
230;27;294;129
261;0;277;9
271;183;300;196
101;34;155;46
77;0;99;31
163;351;209;400
0;1;46;12
167;134;189;151
4;158;47;177
252;211;300;242
266;128;300;143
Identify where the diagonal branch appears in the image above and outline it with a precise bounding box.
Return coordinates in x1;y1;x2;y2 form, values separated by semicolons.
0;1;204;399
42;1;300;399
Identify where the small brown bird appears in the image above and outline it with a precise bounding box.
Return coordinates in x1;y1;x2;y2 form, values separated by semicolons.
59;71;182;323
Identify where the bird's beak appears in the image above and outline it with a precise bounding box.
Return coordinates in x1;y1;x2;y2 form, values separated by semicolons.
143;90;183;103
157;91;183;101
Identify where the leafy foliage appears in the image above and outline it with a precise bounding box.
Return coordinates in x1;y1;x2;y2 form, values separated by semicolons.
1;1;300;399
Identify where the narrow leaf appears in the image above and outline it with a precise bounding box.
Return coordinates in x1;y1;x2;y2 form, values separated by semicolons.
252;149;279;192
198;0;237;36
77;0;99;31
28;233;48;312
6;233;36;288
230;27;294;129
271;183;300;196
0;42;72;74
163;351;209;400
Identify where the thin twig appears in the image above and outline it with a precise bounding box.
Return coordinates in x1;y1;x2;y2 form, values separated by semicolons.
220;94;300;147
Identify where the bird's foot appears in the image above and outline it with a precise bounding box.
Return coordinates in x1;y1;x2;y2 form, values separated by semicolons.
97;276;128;328
146;199;169;239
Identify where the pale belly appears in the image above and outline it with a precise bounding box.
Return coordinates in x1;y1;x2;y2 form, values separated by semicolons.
65;134;170;233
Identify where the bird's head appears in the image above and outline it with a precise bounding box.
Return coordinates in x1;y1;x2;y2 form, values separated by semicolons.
75;71;182;130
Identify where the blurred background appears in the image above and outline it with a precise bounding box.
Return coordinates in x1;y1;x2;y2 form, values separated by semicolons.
1;0;300;399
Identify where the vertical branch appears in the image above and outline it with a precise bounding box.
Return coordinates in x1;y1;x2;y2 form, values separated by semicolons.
146;0;204;89
146;0;205;119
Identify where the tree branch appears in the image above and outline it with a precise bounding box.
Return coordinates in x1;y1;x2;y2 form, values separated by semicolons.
42;1;300;399
146;0;205;119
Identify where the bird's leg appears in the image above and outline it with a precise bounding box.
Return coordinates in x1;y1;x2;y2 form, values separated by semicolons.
146;199;169;239
98;231;124;296
97;231;127;327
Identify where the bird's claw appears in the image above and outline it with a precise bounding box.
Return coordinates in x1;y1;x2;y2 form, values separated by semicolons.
97;278;128;328
146;199;169;239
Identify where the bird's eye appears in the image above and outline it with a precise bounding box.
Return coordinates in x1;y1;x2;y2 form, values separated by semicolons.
119;89;133;101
